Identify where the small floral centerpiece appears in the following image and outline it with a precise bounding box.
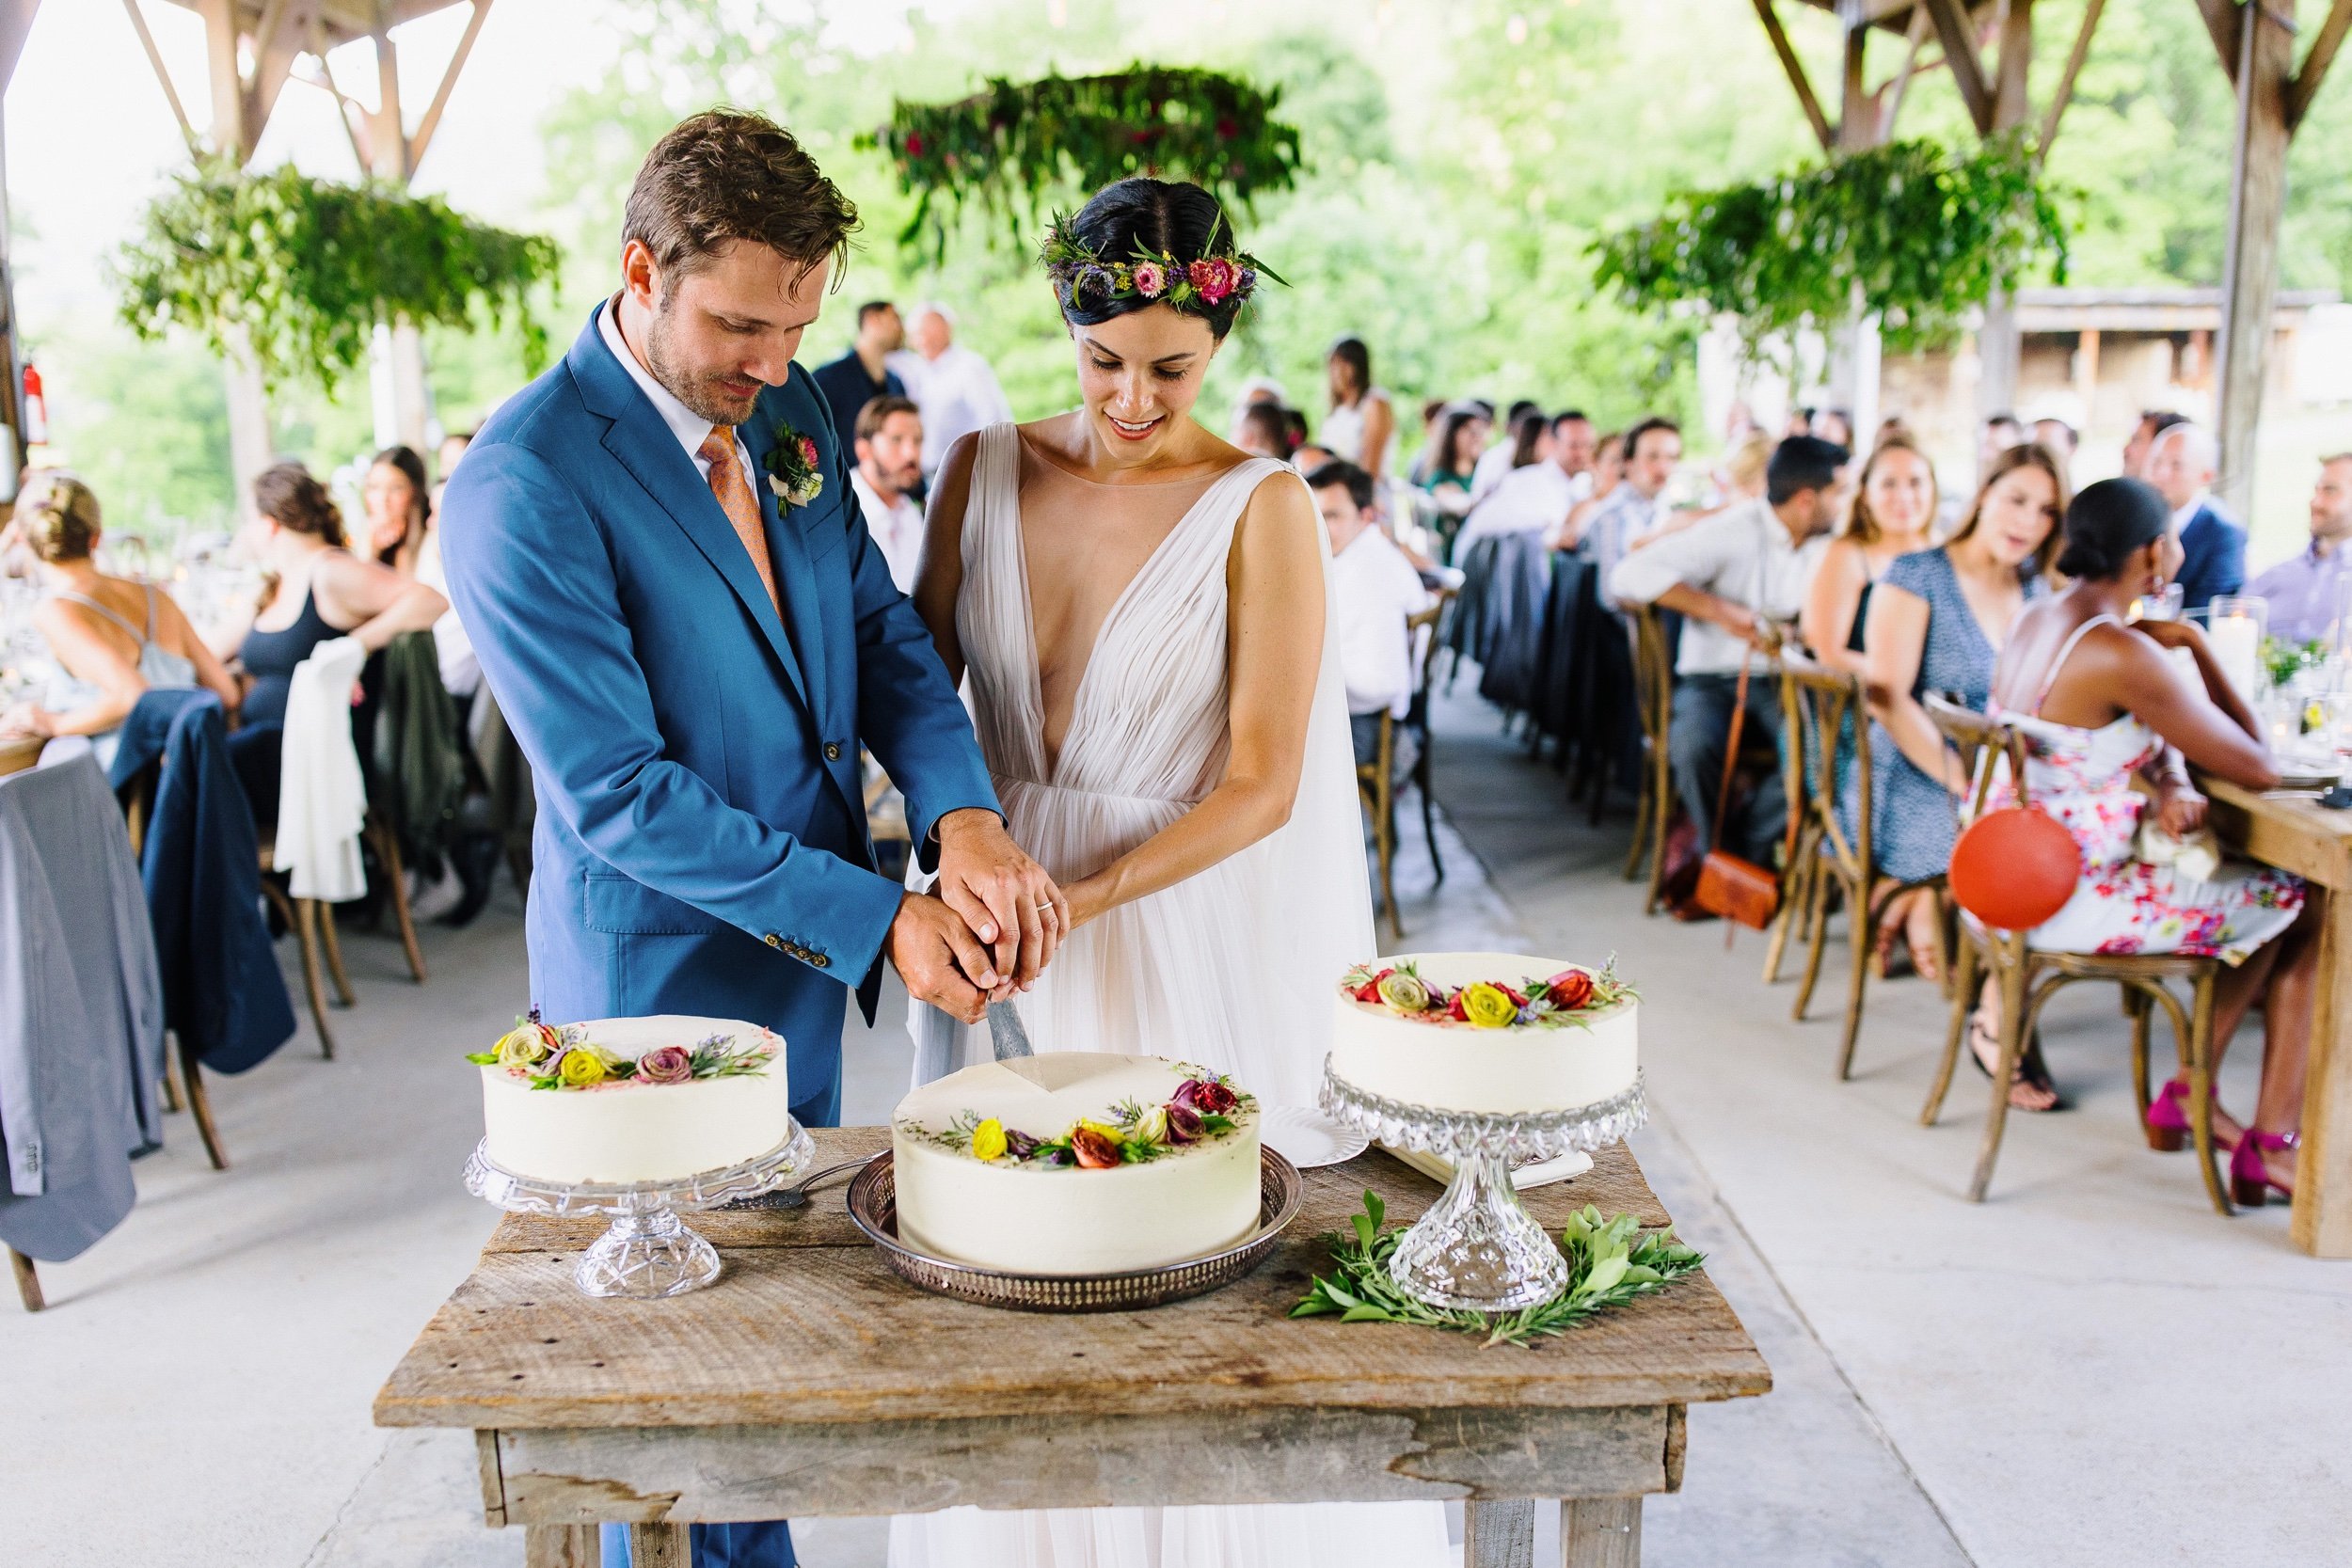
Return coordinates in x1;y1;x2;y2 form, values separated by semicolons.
1339;958;1636;1031
899;1065;1254;1170
762;420;824;508
465;1010;774;1091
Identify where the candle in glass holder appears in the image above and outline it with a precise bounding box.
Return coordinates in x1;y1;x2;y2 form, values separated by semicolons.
2206;595;2267;701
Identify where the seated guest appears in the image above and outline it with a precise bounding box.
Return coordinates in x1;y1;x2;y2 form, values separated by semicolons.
1470;401;1545;502
1799;432;1929;674
1232;402;1291;461
1292;438;1337;477
850;394;927;594
363;445;432;577
2144;420;2245;617
2246;451;2352;644
1850;444;2065;979
1226;375;1285;442
0;470;240;768
1406;396;1450;484
1580;417;1682;597
1785;406;1816;439
2033;416;2078;465
1609;436;1847;867
1416;404;1490;515
1556;428;1623;551
220;463;448;823
2121;408;2186;480
1457;410;1594;553
1720;432;1772;503
1811;407;1853;449
1980;478;2314;1175
1979;411;2026;478
1310;460;1434;769
811;300;906;454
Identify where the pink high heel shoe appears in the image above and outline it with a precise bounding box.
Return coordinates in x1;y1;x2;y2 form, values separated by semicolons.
2230;1129;2299;1208
2143;1079;2240;1154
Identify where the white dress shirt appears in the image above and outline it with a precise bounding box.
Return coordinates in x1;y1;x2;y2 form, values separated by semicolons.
1332;527;1437;718
1468;441;1520;504
1608;497;1828;676
851;470;926;594
889;344;1015;473
597;300;755;487
1458;461;1589;552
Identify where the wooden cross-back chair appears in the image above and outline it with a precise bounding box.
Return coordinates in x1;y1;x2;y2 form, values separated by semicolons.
1622;603;1677;914
1357;594;1452;941
1915;695;2233;1213
1772;657;1951;1079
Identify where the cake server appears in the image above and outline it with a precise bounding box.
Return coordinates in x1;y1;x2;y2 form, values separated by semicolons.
986;1000;1035;1061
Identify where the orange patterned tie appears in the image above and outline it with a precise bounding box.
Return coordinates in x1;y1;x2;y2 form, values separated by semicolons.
698;427;780;612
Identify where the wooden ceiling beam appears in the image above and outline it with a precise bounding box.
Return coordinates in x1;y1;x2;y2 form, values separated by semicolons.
2290;0;2352;131
2194;0;2242;87
1753;0;1838;151
1921;0;1994;134
405;0;490;174
119;0;199;150
2039;0;2107;157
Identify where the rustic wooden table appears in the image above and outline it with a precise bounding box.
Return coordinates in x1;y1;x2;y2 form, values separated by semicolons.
2199;776;2352;1256
376;1127;1770;1568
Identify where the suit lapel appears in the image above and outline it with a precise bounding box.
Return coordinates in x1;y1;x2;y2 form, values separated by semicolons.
742;418;831;728
570;309;811;716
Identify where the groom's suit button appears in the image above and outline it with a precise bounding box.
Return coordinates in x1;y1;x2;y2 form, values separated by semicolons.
822;742;844;762
812;954;830;968
764;933;781;948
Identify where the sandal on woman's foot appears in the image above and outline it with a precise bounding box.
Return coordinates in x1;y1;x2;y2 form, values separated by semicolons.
1967;1011;2062;1113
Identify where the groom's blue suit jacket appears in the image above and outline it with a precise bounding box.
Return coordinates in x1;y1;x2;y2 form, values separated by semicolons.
441;305;999;1117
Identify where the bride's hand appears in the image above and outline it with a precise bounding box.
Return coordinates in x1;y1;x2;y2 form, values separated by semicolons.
934;808;1069;988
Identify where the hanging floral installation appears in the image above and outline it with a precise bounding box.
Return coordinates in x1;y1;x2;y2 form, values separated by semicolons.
859;65;1304;262
1591;133;2070;354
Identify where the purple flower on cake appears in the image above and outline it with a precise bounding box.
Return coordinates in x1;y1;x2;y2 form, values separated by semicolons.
1164;1103;1204;1145
1174;1077;1239;1116
1070;1124;1123;1169
636;1045;694;1085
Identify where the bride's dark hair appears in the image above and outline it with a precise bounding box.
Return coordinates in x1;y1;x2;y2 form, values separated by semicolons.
1057;178;1247;341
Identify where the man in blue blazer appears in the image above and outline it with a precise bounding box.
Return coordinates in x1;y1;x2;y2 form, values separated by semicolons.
2148;420;2247;618
441;112;1067;1568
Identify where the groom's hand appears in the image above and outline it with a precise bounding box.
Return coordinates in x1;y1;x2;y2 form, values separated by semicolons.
933;808;1068;989
887;893;1000;1025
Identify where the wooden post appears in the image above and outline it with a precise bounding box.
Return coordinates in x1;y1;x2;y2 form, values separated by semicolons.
1562;1497;1644;1568
625;1524;689;1567
2214;1;2296;522
2073;326;2101;432
1464;1498;1536;1568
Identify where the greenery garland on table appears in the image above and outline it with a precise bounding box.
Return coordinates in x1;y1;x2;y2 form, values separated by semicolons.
858;65;1303;263
115;159;562;396
1590;133;2069;354
1291;1193;1705;1350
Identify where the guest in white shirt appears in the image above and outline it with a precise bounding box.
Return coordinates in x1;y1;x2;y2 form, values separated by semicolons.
850;394;927;594
1470;400;1544;503
1457;411;1596;554
1578;417;1682;601
1609;436;1850;865
887;304;1014;477
1309;459;1435;769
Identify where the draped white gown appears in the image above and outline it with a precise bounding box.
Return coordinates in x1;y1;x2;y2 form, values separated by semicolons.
892;422;1453;1568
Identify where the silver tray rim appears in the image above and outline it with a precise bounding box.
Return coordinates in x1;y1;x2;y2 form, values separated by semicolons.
847;1146;1304;1312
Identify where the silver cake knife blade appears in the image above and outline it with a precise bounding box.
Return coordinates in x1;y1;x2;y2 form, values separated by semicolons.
986;999;1035;1061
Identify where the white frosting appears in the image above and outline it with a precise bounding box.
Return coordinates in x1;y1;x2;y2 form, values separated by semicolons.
1327;952;1639;1114
478;1016;791;1185
891;1053;1262;1275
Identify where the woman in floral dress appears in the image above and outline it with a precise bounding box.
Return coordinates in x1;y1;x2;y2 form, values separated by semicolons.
1980;480;2316;1197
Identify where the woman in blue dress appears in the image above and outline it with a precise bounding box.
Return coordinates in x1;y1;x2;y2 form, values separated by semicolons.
1846;444;2067;988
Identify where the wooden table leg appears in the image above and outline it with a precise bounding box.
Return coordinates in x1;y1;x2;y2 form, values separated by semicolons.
2295;888;2352;1256
523;1524;598;1567
627;1523;689;1566
1464;1498;1537;1568
1562;1497;1643;1567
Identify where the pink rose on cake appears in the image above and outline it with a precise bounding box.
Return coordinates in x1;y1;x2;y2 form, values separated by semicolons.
636;1045;695;1085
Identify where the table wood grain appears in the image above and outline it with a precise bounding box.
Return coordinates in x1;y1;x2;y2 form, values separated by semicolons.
2201;776;2352;1256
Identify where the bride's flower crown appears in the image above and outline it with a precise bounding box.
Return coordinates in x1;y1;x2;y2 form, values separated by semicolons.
1039;213;1282;318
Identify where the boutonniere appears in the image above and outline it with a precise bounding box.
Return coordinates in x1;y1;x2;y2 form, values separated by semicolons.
763;422;825;508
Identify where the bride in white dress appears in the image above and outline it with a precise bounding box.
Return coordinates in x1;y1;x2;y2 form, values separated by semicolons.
891;181;1453;1568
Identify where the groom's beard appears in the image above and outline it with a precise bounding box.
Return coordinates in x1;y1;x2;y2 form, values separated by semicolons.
644;306;763;428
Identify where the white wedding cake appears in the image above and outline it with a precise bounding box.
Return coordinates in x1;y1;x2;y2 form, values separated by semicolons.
891;1053;1262;1275
472;1015;791;1185
1327;952;1639;1115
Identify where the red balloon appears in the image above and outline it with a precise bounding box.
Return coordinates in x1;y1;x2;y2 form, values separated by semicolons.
1948;806;2080;932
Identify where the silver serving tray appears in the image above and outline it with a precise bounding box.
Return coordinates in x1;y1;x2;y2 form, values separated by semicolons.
847;1148;1303;1313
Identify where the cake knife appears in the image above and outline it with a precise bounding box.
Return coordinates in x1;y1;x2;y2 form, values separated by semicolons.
986;999;1035;1061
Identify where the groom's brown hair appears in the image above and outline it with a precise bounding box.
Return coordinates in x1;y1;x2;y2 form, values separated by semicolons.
624;109;859;284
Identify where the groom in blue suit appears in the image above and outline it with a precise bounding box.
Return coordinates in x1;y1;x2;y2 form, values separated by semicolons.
441;111;1065;1568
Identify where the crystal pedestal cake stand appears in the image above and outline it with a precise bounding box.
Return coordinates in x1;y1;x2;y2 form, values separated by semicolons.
1320;1066;1647;1312
463;1120;815;1299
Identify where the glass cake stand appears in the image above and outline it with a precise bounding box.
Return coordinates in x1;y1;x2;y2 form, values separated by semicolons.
1320;1065;1647;1312
462;1120;815;1299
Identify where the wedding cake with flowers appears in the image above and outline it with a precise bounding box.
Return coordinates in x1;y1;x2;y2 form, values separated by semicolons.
469;1014;791;1185
891;1053;1261;1275
1328;953;1639;1114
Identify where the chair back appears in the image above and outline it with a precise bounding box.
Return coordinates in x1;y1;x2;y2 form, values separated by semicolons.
1629;602;1675;752
1923;692;2026;822
1779;656;1872;876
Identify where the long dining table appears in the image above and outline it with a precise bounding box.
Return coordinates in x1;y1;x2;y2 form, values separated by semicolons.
2198;775;2352;1256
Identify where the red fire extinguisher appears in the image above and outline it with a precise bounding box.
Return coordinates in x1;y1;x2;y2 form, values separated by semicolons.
21;362;48;446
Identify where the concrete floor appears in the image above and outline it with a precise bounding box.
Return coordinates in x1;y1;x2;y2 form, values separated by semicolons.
8;683;2348;1566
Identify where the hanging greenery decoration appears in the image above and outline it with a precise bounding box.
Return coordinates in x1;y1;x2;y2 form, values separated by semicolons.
859;65;1304;262
115;159;562;397
1591;134;2069;354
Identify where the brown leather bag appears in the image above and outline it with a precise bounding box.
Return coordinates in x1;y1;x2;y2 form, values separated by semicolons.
1690;657;1788;929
